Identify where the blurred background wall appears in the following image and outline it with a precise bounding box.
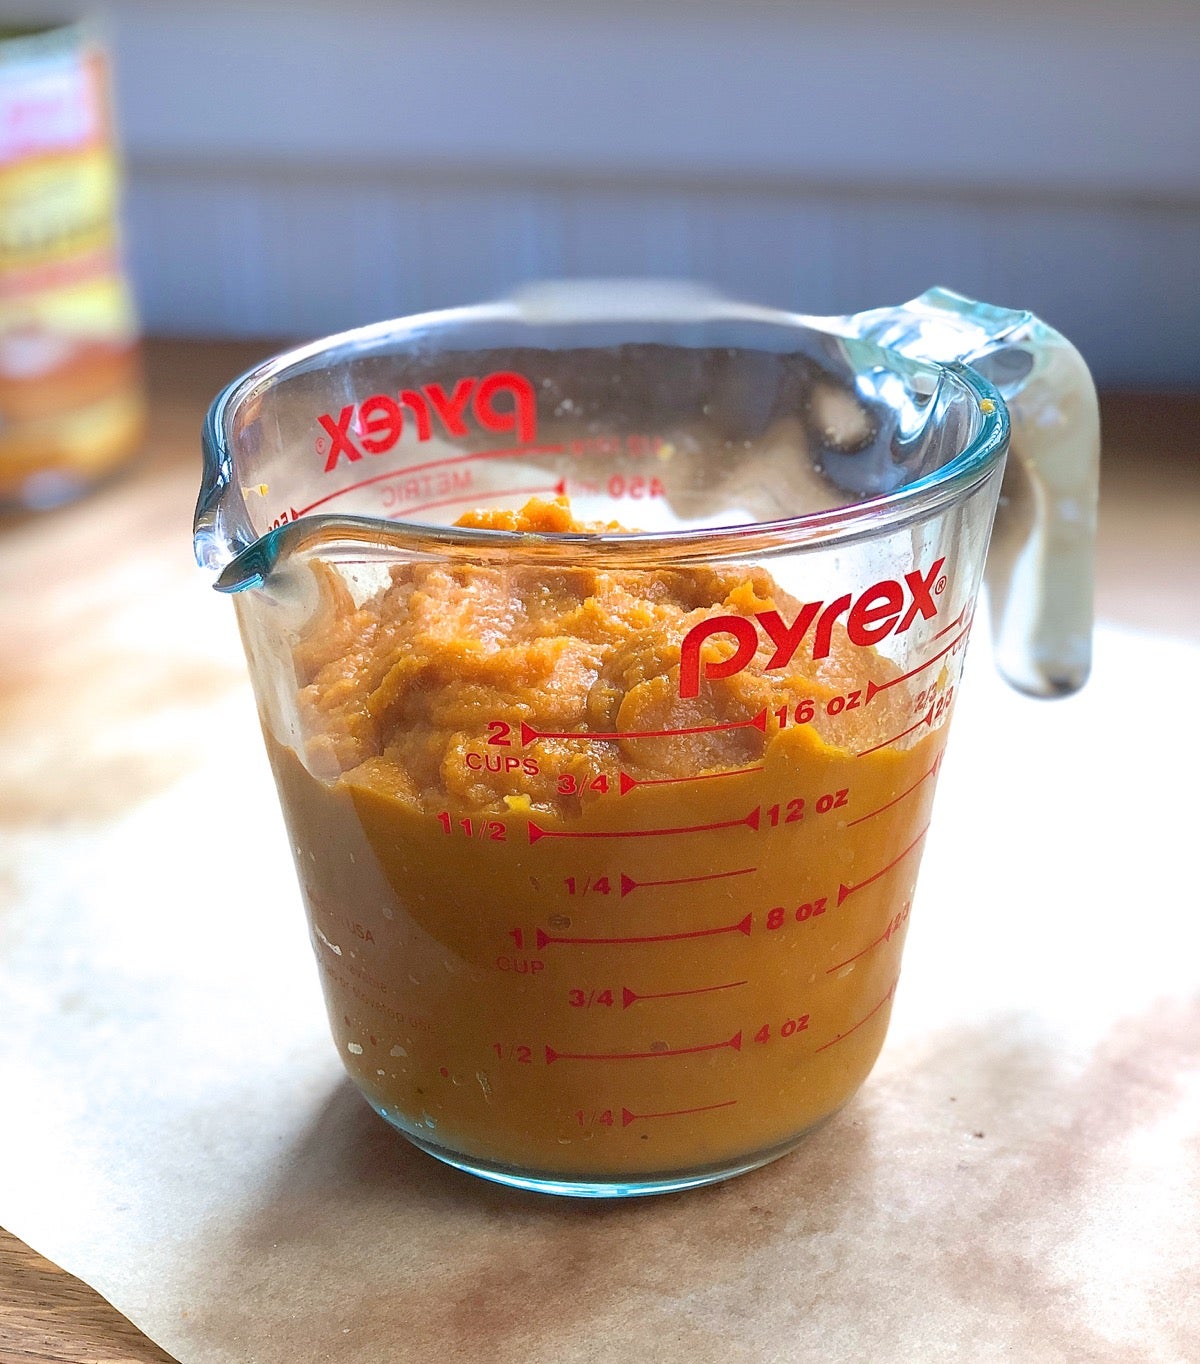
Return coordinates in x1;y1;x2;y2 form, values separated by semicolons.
7;0;1200;386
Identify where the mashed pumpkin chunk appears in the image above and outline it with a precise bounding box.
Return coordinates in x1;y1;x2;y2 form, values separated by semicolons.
262;499;955;1183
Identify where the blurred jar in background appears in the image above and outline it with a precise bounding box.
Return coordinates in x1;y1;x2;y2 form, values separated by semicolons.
0;19;145;508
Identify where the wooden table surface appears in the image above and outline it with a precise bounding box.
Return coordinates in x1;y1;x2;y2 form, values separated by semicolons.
0;341;1197;1364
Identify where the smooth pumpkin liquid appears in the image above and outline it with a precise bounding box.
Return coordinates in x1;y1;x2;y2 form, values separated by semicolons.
263;499;954;1180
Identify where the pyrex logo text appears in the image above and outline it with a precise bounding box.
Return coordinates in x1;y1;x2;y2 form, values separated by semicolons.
317;371;536;472
678;560;946;699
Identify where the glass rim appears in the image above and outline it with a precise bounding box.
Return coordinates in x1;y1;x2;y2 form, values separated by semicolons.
196;296;1010;592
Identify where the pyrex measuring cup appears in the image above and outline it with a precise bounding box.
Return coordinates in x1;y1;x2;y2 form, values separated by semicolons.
195;282;1099;1197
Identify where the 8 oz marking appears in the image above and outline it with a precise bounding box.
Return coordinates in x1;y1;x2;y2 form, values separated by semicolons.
764;898;829;931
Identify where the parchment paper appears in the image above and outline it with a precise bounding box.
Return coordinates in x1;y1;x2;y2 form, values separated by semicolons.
2;621;1198;1364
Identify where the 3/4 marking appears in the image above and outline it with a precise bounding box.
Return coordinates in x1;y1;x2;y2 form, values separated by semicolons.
619;763;764;794
622;980;748;1007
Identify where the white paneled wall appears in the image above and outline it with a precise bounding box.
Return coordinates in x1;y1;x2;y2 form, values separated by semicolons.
10;0;1200;384
124;168;1199;385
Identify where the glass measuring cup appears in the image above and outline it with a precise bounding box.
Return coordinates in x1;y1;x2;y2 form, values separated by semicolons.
195;282;1098;1197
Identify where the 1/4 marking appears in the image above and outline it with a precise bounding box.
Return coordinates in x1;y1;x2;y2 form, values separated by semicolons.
619;866;757;896
621;1100;737;1126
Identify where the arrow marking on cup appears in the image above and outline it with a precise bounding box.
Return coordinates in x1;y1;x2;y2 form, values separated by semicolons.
618;866;757;896
522;708;767;747
528;807;760;844
864;624;972;704
389;480;565;519
544;1031;743;1064
856;707;935;758
621;1100;738;1126
622;980;748;1008
619;763;765;794
846;752;943;826
814;979;899;1053
836;824;930;905
535;914;753;950
294;443;567;516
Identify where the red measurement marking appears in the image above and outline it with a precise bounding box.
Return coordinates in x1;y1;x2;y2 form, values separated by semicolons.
856;705;934;759
388;479;565;519
295;443;568;516
528;807;760;844
521;708;766;747
825;915;910;975
846;751;943;826
619;866;757;897
535;914;753;949
621;1099;738;1127
814;979;899;1053
619;763;765;795
930;603;969;641
544;1031;743;1064
837;824;930;905
622;980;747;1008
864;625;971;704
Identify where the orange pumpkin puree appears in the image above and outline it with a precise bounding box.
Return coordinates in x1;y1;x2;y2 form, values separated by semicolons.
263;498;950;1179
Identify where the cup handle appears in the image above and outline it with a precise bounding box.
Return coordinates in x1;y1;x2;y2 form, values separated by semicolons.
829;288;1100;696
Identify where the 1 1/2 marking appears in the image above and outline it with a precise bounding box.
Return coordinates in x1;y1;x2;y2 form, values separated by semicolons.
436;812;506;841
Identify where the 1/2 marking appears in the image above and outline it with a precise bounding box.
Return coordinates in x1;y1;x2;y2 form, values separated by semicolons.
545;1031;743;1064
528;807;760;844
